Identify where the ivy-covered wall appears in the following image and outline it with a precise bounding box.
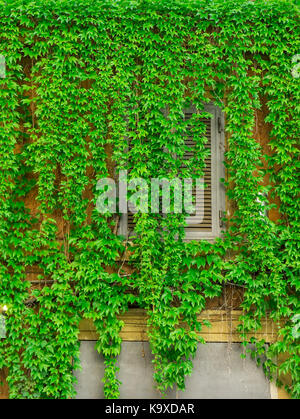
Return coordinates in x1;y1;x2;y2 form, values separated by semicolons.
0;0;299;399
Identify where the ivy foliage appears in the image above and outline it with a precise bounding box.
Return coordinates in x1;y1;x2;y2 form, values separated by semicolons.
0;0;299;399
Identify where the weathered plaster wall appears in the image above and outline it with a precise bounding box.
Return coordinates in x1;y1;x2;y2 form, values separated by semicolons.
74;341;272;399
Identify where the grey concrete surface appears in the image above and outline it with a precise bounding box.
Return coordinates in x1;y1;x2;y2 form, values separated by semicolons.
74;342;271;399
74;341;105;399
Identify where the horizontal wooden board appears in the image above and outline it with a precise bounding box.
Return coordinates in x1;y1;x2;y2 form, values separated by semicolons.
79;309;282;344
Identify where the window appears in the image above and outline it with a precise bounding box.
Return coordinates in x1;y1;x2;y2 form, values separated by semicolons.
119;104;225;241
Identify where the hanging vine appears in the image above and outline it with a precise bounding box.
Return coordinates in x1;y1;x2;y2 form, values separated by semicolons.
0;0;299;399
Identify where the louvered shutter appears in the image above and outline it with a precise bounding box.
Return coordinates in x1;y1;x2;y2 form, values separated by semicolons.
183;108;212;234
120;104;225;240
127;139;138;234
183;104;225;240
